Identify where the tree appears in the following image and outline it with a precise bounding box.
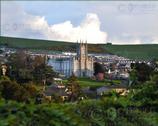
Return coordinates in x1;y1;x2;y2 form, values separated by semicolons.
32;55;45;69
0;79;29;102
67;73;78;82
7;51;56;84
129;68;138;86
131;63;154;83
32;64;55;84
131;73;158;110
23;84;38;98
94;62;105;76
66;74;82;102
7;50;33;83
151;74;158;86
8;50;30;69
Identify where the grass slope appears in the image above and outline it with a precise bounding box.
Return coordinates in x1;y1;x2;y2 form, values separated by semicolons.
0;36;75;51
0;36;106;53
0;36;158;60
104;44;158;60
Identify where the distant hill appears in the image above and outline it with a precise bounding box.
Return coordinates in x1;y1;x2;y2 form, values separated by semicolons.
104;44;158;60
0;36;107;53
0;36;158;60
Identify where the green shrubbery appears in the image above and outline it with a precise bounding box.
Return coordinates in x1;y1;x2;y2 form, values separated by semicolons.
0;77;38;103
0;74;158;126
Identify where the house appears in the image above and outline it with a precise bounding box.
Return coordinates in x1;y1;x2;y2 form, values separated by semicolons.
44;84;68;101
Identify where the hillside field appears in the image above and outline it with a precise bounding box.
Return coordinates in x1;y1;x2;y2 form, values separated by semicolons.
0;36;158;60
104;44;158;60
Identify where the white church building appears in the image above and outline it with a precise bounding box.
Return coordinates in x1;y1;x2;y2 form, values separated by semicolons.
48;42;94;77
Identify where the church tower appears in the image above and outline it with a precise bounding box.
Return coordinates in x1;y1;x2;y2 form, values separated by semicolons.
78;41;87;76
77;41;87;58
73;40;93;77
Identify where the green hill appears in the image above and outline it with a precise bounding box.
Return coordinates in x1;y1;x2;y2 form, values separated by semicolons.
104;44;158;60
0;36;75;51
0;36;158;60
0;36;106;53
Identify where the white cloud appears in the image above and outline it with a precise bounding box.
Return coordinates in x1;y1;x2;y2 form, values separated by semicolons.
48;13;107;43
1;1;158;44
87;1;158;44
1;2;107;43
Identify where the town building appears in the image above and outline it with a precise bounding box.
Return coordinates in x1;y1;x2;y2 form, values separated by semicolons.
48;41;94;77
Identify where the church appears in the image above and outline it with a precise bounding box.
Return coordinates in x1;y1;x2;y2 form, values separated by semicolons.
48;41;94;77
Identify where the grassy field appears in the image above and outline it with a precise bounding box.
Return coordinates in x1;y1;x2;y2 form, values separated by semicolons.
1;36;158;60
0;36;106;53
63;78;121;88
63;78;105;88
0;36;75;51
104;44;158;60
78;78;106;88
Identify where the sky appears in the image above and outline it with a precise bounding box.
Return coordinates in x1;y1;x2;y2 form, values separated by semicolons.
1;1;158;44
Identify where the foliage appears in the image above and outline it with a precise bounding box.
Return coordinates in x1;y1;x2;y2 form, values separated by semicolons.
130;63;154;83
0;78;39;102
129;68;138;85
23;84;38;98
7;51;56;84
67;74;78;83
0;81;158;126
66;75;82;102
0;79;29;102
131;80;158;109
0;100;87;126
94;62;105;75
